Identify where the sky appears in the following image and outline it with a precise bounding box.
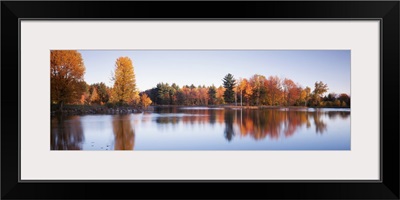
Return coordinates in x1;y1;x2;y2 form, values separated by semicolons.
78;50;351;95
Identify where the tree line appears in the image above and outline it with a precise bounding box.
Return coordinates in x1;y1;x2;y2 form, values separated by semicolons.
51;50;350;111
143;73;350;107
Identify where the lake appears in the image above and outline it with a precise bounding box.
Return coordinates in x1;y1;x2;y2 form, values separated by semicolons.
51;107;350;150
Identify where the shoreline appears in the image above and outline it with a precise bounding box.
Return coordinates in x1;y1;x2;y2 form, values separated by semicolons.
51;104;350;116
151;104;350;109
51;104;147;116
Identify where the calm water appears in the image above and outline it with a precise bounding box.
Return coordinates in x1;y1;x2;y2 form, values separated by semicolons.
51;107;350;150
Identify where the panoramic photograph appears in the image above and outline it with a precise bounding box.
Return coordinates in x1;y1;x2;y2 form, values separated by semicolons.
50;50;351;150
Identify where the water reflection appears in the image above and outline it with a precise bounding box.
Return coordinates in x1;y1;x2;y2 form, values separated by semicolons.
159;108;351;141
50;107;350;150
327;111;351;120
224;110;235;142
51;115;84;150
312;111;327;134
112;115;135;150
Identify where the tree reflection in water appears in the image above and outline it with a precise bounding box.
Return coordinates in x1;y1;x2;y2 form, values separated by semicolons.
224;110;235;142
338;111;350;119
51;115;84;150
151;108;350;142
112;115;135;150
228;109;349;141
50;108;350;150
283;111;309;137
312;111;327;134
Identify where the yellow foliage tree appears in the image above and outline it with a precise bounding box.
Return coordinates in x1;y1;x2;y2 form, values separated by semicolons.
238;78;253;106
216;86;226;104
111;57;139;105
140;93;152;108
50;50;86;110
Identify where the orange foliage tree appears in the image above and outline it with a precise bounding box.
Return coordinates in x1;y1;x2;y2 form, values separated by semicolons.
238;78;253;106
216;86;226;104
140;93;152;108
282;78;300;106
51;50;86;110
267;76;283;106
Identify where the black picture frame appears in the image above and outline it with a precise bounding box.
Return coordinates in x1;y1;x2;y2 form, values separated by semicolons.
2;1;399;199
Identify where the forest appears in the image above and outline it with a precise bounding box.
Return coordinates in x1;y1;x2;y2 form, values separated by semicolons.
51;50;350;112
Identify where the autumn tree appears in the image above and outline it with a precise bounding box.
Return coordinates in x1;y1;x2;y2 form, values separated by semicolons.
267;76;282;106
216;86;226;104
198;85;209;105
51;50;86;110
312;81;329;106
140;93;152;108
180;86;191;105
79;82;90;105
238;78;253;106
90;87;100;104
170;83;180;105
111;57;139;105
222;73;236;104
282;78;300;106
90;82;110;105
249;74;267;106
299;86;311;106
333;99;341;107
237;78;245;106
189;84;199;105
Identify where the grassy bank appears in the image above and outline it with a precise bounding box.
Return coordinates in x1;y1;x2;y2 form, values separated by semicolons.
51;104;150;115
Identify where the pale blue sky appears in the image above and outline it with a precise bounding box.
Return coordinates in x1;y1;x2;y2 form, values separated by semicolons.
78;50;350;95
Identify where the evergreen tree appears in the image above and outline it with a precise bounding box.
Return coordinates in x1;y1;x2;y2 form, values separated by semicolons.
208;85;217;105
222;73;236;103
